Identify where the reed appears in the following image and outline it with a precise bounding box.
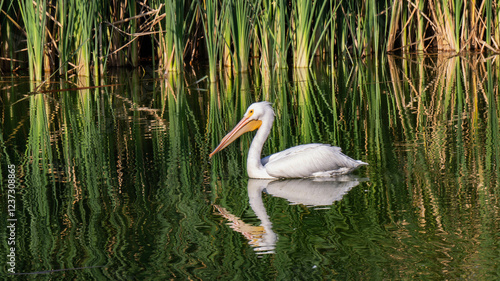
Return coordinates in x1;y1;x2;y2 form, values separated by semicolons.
8;0;500;79
386;0;500;52
159;1;197;72
19;0;47;81
162;0;180;72
258;0;289;70
222;14;233;68
107;0;126;67
198;0;227;82
74;0;96;77
274;0;289;68
228;0;260;72
291;0;331;68
128;1;138;68
0;2;21;72
57;0;72;75
429;0;459;51
257;0;272;70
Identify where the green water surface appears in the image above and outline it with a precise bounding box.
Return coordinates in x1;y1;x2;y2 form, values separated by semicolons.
1;55;500;280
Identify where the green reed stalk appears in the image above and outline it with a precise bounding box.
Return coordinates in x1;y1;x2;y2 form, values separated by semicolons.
337;1;360;59
387;0;400;52
495;3;500;48
292;0;330;68
366;0;379;54
402;1;409;51
108;0;126;66
257;0;288;70
229;0;260;73
337;7;349;57
455;0;465;50
430;0;458;51
274;0;288;69
329;0;335;66
198;0;227;82
292;0;311;67
57;0;72;75
417;0;425;51
74;0;96;77
57;0;96;76
163;0;179;72
485;0;492;46
222;16;232;68
252;18;260;60
258;0;273;70
19;0;47;81
0;2;17;71
161;1;197;72
128;1;138;67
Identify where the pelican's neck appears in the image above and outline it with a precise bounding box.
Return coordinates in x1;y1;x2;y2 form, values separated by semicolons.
247;113;274;179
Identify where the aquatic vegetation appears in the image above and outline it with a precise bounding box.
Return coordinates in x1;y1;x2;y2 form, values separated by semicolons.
18;0;47;81
2;50;500;278
73;0;97;77
3;0;500;80
291;0;331;67
198;0;227;82
158;0;198;72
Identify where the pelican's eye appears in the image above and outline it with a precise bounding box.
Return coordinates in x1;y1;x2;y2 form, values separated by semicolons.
248;109;254;116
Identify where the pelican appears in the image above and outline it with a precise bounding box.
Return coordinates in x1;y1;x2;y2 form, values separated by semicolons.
210;102;367;179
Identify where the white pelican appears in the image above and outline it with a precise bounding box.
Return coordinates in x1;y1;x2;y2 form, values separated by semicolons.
210;102;367;179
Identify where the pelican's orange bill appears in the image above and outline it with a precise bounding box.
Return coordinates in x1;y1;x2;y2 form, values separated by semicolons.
209;116;262;158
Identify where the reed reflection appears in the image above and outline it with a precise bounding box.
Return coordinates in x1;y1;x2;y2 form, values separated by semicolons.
215;176;363;255
3;53;500;279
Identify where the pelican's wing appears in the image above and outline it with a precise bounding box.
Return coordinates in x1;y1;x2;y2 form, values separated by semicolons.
262;144;367;178
261;144;321;165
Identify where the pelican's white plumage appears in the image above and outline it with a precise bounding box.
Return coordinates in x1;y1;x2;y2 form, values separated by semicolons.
210;102;367;179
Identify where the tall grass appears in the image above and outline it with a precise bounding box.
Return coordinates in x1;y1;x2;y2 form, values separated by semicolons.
222;11;232;68
291;0;331;67
228;0;260;72
387;0;500;52
258;0;288;70
159;0;197;73
198;0;227;82
128;1;138;67
74;0;96;77
4;0;500;80
258;0;273;70
57;0;72;75
19;0;47;81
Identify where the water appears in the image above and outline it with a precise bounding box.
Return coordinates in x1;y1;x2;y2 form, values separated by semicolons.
1;54;500;279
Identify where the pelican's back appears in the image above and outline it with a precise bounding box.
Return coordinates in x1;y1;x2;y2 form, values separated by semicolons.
262;144;367;178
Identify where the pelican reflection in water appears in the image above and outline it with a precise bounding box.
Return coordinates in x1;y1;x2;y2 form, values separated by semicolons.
210;102;367;179
215;177;363;254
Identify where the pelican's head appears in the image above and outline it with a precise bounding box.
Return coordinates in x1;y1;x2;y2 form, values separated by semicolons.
210;102;274;158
